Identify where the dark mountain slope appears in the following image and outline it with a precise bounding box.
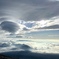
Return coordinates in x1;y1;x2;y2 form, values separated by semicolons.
1;51;59;59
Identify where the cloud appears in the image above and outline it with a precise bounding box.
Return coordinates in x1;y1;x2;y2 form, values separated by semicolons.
49;0;59;2
36;25;59;30
42;25;59;29
28;19;59;32
0;18;7;22
23;27;30;31
0;38;59;53
0;0;59;39
7;34;23;38
20;44;32;50
0;21;19;34
0;42;10;48
13;44;32;51
0;0;59;21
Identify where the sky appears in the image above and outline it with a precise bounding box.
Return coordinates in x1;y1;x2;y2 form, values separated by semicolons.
0;0;59;39
0;0;59;53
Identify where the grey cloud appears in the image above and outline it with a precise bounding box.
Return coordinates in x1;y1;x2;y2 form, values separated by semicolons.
0;17;10;23
15;35;22;38
0;21;19;33
0;0;59;21
20;44;31;50
42;25;59;29
0;18;6;22
37;25;59;29
7;34;23;38
11;48;18;50
23;27;29;31
18;0;59;21
0;42;10;48
13;43;32;51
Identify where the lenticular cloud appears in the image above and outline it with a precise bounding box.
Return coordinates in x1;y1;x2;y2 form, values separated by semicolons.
0;21;19;33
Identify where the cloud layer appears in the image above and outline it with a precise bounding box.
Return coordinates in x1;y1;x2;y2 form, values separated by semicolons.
0;39;59;53
0;0;59;37
0;0;59;21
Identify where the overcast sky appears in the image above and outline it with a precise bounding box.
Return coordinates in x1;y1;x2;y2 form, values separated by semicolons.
0;0;59;54
0;0;59;39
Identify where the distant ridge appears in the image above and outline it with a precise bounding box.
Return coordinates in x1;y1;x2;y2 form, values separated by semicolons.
1;51;59;59
0;54;13;59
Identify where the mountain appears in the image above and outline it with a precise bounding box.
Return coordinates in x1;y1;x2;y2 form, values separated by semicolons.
0;54;13;59
1;51;59;59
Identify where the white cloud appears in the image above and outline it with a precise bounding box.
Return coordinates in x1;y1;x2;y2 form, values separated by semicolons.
0;0;59;37
0;16;59;38
0;38;59;53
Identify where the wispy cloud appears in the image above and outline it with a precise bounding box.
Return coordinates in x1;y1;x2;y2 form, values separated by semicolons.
0;0;59;41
